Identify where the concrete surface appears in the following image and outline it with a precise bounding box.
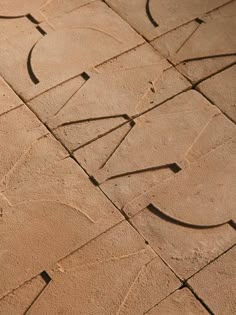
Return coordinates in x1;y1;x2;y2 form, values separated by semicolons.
0;0;235;314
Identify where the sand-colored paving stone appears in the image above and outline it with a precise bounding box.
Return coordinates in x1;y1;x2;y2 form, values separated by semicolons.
198;65;236;123
0;106;122;298
26;222;180;314
27;44;189;149
29;43;190;126
0;0;235;312
0;1;143;101
124;105;236;217
0;77;22;116
189;246;236;314
146;288;208;315
131;207;236;280
72;90;230;209
125;136;236;224
105;0;230;40
151;1;236;83
128;136;236;279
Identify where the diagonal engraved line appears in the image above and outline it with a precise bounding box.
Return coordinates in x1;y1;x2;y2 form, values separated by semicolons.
24;274;52;315
71;119;129;153
64;248;149;272
175;23;202;54
116;256;156;315
99;121;135;169
106;164;179;181
51;77;89;119
179;53;236;64
184;112;220;160
56;114;128;128
0;135;47;187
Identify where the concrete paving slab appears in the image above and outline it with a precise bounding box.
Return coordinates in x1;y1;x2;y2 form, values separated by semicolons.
0;1;143;101
151;1;236;83
0;0;235;312
27;44;189;143
189;246;236;314
124;114;236;218
198;65;236;123
26;222;180;315
105;0;230;40
0;106;122;298
131;206;236;280
146;288;208;315
74;90;223;209
128;137;236;279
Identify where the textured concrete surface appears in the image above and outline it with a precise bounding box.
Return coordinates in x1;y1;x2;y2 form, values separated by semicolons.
0;1;235;314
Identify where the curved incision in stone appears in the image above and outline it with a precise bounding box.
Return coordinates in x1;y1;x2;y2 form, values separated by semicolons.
27;27;122;84
148;204;231;230
27;42;40;84
124;136;236;227
0;15;25;19
145;0;159;27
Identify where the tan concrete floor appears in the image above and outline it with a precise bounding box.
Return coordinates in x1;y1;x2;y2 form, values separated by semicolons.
0;0;235;314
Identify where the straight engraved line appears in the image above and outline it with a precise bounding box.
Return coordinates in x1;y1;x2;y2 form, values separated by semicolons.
71;119;129;153
100;121;135;169
184;112;220;160
0;135;47;186
62;248;148;273
175;23;202;54
51;74;89;118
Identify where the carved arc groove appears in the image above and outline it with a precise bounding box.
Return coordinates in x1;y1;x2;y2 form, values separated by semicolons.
146;0;159;27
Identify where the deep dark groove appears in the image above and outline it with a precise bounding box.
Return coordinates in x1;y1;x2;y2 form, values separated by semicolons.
23;272;52;314
90;176;99;186
170;163;182;173
26;14;39;24
146;0;159;27
40;271;51;284
147;204;228;229
36;26;47;36
229;220;236;230
27;43;40;84
193;60;236;88
107;163;180;181
71;119;130;152
185;283;214;315
59;114;130;128
181;53;236;64
195;17;204;24
100;120;136;169
0;15;25;19
81;72;90;81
